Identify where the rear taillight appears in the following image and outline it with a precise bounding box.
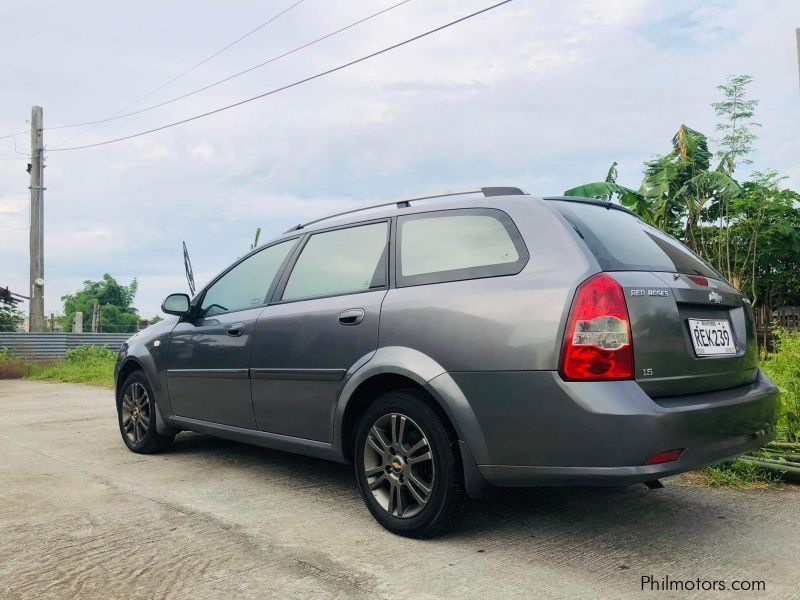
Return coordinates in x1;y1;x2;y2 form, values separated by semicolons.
559;273;633;381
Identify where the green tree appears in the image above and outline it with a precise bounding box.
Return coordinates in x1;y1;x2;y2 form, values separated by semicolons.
60;274;140;333
721;171;800;320
0;292;24;332
712;74;760;168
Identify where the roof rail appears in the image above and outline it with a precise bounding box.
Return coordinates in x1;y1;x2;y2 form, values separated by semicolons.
284;186;528;233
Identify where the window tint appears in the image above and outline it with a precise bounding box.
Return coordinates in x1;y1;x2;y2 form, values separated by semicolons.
551;201;719;278
282;222;388;301
397;209;527;286
201;239;296;316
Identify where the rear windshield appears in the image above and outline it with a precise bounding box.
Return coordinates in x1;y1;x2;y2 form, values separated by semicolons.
551;200;720;278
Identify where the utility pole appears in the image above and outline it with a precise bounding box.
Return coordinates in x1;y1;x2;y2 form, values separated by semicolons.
796;28;799;92
28;106;45;332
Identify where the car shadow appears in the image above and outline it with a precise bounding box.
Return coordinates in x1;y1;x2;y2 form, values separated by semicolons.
165;431;770;563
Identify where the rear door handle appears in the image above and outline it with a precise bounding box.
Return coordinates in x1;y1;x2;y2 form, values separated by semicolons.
338;308;365;326
227;322;245;336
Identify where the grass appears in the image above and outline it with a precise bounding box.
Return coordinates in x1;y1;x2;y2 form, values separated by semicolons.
701;458;780;489
0;345;116;388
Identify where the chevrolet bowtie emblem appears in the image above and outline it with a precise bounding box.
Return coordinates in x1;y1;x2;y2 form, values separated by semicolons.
708;291;723;304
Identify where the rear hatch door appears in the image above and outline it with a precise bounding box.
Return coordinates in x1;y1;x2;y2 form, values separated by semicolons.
611;270;757;396
549;198;757;397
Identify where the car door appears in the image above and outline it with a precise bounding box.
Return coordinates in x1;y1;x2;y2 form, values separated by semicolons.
250;220;389;442
166;238;298;428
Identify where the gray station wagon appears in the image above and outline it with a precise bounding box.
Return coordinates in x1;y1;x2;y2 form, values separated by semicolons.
115;187;779;538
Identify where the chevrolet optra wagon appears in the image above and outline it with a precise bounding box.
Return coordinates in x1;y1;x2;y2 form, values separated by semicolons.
115;187;778;538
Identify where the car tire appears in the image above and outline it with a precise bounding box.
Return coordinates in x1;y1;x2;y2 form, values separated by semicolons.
117;371;174;454
354;389;468;538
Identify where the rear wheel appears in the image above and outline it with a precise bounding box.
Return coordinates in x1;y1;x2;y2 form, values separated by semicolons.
117;371;174;454
354;389;468;538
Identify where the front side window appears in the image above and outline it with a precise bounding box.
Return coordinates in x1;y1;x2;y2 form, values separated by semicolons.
282;222;388;301
397;209;528;286
201;239;296;316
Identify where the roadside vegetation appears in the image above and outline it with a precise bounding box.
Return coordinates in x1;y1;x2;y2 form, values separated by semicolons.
0;346;116;388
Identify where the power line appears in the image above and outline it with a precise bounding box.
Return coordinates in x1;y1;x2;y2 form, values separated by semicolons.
49;0;307;149
40;0;412;135
0;132;30;160
10;134;29;157
0;129;30;141
48;0;513;153
1;3;306;144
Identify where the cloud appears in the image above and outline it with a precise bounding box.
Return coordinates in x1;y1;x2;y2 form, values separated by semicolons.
76;228;112;239
0;196;26;214
191;143;215;158
0;0;798;318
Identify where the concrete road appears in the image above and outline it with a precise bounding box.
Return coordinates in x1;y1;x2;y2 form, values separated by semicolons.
1;380;798;599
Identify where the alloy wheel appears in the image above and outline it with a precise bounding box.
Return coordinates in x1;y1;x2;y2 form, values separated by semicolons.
121;382;151;444
363;413;435;518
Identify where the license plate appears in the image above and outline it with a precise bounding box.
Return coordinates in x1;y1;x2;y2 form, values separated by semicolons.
688;319;736;356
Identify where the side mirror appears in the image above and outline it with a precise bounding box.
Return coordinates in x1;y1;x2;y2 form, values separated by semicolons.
161;293;191;316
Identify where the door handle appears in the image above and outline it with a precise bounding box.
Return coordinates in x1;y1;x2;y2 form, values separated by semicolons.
227;322;245;336
338;308;365;326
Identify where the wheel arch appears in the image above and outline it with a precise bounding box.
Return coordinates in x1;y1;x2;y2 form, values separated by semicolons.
116;355;176;434
115;357;145;399
333;347;492;496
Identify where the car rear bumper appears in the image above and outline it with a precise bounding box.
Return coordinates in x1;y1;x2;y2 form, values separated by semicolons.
445;369;779;488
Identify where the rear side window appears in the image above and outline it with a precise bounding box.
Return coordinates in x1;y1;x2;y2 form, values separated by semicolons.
397;208;528;287
282;221;388;301
551;200;719;278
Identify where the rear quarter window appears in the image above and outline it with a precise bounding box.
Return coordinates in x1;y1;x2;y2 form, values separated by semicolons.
551;200;720;278
396;208;528;287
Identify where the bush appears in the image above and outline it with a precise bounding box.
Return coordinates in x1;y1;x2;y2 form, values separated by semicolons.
761;328;800;443
0;349;31;379
26;345;117;388
0;344;116;387
65;344;117;364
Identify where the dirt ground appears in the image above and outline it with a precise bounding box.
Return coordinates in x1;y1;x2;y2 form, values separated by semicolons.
1;379;798;599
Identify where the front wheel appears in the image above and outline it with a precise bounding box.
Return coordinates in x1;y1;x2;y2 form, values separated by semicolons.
354;389;468;538
117;371;174;454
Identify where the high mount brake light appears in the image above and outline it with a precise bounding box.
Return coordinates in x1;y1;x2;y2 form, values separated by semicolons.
559;273;633;381
687;275;709;287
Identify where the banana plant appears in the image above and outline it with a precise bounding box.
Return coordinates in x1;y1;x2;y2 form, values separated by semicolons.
564;161;652;219
640;125;740;251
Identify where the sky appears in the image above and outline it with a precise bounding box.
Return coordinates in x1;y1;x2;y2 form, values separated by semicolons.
1;0;799;319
